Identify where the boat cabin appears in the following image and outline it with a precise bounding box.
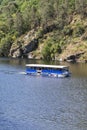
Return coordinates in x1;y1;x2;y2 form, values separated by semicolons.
26;64;70;77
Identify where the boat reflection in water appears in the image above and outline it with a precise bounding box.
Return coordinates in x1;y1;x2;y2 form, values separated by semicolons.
26;64;70;78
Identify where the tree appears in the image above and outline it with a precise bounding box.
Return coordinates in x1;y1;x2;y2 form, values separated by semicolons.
13;11;24;36
39;0;55;27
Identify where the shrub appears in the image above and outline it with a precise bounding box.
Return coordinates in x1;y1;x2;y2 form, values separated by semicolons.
63;26;73;36
41;36;63;60
0;35;12;56
73;24;85;37
36;28;43;38
42;40;52;60
81;31;87;41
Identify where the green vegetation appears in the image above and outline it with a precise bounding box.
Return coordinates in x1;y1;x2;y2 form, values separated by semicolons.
42;32;65;60
0;0;87;59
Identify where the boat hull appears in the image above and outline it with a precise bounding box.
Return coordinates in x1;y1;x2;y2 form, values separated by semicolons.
26;71;70;78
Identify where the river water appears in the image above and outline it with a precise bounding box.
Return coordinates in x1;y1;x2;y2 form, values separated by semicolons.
0;58;87;130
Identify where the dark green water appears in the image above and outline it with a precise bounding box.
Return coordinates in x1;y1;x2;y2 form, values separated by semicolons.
0;58;87;130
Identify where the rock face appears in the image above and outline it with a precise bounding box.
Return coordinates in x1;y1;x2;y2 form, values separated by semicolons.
64;52;85;62
9;29;39;58
9;21;87;62
9;25;57;59
22;39;38;54
10;39;38;58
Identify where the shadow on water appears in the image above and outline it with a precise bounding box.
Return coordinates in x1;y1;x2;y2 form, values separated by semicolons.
0;57;64;66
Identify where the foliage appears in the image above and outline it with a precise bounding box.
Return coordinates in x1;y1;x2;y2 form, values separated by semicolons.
0;0;87;57
42;33;64;60
63;26;73;36
0;34;13;56
73;24;85;37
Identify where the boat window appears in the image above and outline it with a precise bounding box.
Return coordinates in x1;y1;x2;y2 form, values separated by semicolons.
31;67;35;69
57;68;62;71
38;67;42;70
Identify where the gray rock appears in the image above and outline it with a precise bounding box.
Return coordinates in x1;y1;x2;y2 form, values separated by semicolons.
22;39;38;54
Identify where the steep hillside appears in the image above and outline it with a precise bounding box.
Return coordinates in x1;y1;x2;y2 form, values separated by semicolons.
9;14;87;62
0;0;87;62
59;14;87;62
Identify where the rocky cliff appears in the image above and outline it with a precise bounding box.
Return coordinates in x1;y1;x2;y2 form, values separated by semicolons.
9;29;38;58
9;14;87;63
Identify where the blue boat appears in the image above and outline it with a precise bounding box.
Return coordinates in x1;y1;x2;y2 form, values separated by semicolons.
26;64;70;78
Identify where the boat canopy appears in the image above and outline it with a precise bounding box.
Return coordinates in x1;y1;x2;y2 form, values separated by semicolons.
26;64;68;69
